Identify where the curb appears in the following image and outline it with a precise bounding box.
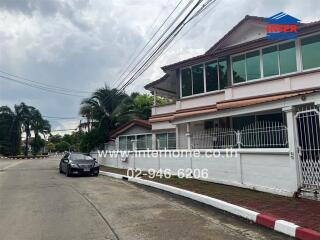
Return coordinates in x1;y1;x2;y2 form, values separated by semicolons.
100;170;320;240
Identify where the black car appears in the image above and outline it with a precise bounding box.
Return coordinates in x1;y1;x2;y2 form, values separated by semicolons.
59;153;99;177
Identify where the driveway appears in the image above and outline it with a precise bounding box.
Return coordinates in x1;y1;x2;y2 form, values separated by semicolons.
0;157;290;240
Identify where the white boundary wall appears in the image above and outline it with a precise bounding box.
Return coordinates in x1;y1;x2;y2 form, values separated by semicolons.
95;148;298;197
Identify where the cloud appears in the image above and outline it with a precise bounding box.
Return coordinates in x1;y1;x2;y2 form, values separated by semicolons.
0;0;320;132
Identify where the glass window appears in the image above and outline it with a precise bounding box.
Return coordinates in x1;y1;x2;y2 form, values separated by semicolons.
205;61;218;92
279;42;297;74
192;64;204;94
246;51;260;80
262;46;279;77
301;34;320;70
156;133;167;150
181;68;192;97
232;55;246;83
119;136;127;150
156;133;176;149
218;59;228;89
167;133;176;149
126;135;135;151
137;135;146;150
137;134;152;150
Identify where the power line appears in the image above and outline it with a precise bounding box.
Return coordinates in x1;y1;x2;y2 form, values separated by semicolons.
0;75;86;98
118;0;214;92
0;69;92;94
82;0;219;111
114;0;195;90
51;128;78;132
165;0;221;52
110;0;184;88
43;115;83;120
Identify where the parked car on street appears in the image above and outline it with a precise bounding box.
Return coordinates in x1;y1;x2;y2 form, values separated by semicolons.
59;153;99;177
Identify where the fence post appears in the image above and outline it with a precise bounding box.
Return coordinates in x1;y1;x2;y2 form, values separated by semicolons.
236;130;241;148
186;123;192;149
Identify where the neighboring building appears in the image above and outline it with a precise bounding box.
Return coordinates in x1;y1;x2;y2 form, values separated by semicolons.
100;15;320;197
110;120;152;151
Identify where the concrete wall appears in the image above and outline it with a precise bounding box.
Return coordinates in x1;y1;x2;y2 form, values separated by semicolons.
97;148;298;197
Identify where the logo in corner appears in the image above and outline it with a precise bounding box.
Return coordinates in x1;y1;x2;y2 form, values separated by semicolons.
266;12;301;40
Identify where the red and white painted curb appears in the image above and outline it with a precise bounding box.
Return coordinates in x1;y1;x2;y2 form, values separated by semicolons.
100;170;320;240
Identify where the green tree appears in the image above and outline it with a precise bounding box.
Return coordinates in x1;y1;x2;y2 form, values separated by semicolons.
0;106;21;155
55;141;70;152
0;103;51;156
30;137;46;155
46;142;55;152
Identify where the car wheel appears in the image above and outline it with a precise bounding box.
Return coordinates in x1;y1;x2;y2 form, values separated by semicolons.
59;165;63;174
65;166;71;177
93;172;99;177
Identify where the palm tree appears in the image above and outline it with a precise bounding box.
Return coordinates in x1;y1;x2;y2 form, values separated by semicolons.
14;103;51;156
0;103;51;156
80;86;137;132
30;108;51;154
14;103;32;156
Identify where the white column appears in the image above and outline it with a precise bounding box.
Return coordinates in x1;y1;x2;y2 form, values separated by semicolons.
115;138;119;150
153;89;157;106
152;133;157;150
283;106;300;189
186;123;191;149
175;125;179;149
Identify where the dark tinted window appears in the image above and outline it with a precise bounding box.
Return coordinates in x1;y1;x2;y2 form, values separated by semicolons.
246;51;260;80
192;64;204;94
232;55;246;83
218;58;228;89
181;68;192;97
205;61;218;92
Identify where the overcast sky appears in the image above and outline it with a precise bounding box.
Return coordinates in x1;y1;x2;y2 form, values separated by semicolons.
0;0;319;134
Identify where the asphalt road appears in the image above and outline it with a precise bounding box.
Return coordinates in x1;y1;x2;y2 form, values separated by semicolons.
0;157;290;240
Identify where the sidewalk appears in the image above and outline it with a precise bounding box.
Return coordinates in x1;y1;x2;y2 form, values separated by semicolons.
100;166;320;232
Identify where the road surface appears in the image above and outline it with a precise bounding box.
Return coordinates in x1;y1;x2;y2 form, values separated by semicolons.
0;157;290;240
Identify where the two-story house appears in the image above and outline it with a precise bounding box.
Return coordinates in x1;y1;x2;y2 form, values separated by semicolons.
146;15;320;150
100;15;320;197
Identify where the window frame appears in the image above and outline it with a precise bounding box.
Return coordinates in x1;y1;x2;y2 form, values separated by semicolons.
118;133;152;151
180;59;226;99
299;32;320;72
231;39;299;85
156;132;176;150
178;33;319;96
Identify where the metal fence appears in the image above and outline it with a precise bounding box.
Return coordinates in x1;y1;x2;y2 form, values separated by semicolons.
240;121;288;148
191;121;288;149
295;105;320;191
192;128;237;149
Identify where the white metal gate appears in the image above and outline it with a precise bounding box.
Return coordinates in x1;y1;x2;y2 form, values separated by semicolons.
295;105;320;192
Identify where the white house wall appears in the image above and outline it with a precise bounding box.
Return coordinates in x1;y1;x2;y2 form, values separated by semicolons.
151;121;175;131
152;71;320;118
97;149;297;196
